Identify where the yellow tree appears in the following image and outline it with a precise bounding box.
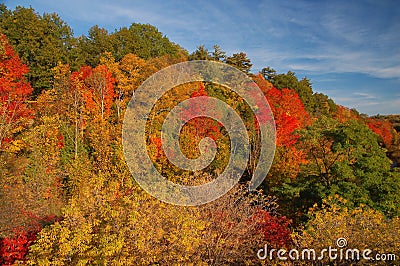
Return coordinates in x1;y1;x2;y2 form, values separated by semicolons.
0;115;65;237
100;52;156;121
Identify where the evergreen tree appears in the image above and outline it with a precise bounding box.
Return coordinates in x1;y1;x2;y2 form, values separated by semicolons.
225;52;252;74
188;45;211;61
211;44;226;62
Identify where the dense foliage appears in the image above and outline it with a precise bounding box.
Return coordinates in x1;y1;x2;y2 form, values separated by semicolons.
0;4;399;265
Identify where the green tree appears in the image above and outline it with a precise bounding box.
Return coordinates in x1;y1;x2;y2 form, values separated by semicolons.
271;71;317;113
313;92;337;117
277;117;400;220
298;77;316;113
188;45;211;61
260;66;276;82
210;44;226;62
273;70;298;90
77;25;113;68
126;23;182;59
77;23;186;67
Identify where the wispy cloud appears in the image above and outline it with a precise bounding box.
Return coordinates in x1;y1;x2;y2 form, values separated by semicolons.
353;92;377;100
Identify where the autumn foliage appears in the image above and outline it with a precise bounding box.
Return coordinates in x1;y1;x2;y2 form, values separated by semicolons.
264;86;310;147
0;33;33;150
0;215;59;265
366;117;394;147
0;7;399;264
254;75;310;182
254;209;292;248
71;65;116;120
334;105;359;122
0;229;38;265
182;82;222;141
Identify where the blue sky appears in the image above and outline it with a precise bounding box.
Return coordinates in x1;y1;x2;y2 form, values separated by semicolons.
4;0;400;115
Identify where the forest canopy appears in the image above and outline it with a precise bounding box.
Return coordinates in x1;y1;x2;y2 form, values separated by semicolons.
0;4;399;265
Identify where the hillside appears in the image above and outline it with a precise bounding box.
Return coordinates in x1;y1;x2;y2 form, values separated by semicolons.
1;4;399;265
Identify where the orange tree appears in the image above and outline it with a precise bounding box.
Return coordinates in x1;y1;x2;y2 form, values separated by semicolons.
0;33;33;152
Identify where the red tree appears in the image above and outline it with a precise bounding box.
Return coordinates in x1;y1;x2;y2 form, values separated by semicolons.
0;229;38;265
253;73;273;94
181;82;222;141
334;105;360;122
71;65;116;121
366;118;394;147
254;76;310;181
253;209;292;248
0;215;59;265
264;87;310;147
